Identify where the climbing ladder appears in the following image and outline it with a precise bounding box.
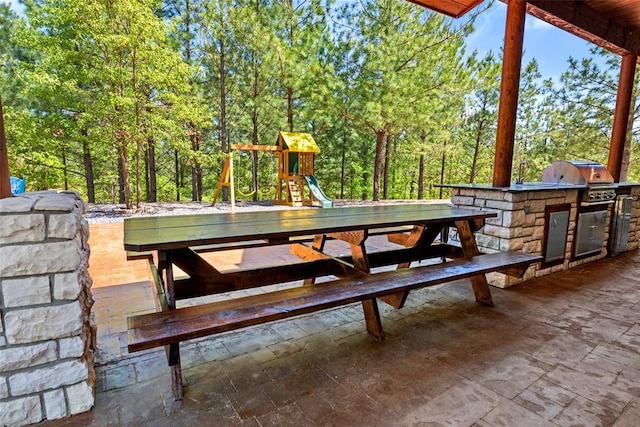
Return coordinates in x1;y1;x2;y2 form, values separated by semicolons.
288;178;303;206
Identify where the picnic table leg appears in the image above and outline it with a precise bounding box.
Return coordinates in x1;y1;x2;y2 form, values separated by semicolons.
159;251;184;400
454;220;494;307
350;239;384;340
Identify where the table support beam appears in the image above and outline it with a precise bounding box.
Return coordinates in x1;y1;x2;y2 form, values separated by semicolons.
362;299;384;341
303;235;327;285
455;220;493;307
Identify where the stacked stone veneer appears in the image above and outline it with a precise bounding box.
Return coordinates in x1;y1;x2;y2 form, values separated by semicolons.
626;186;640;251
0;191;95;426
450;186;640;288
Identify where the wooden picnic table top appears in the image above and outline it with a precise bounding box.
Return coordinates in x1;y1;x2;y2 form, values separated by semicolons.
123;203;496;252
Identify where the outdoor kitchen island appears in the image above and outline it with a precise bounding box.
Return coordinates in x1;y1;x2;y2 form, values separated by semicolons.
442;175;640;288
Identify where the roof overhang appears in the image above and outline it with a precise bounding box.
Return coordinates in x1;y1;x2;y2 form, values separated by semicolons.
405;0;484;18
406;0;640;60
277;132;321;153
524;0;640;59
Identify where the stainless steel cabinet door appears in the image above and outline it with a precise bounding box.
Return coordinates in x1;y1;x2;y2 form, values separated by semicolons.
545;210;569;263
575;210;607;257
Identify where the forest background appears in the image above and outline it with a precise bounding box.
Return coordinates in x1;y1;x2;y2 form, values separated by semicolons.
1;0;638;208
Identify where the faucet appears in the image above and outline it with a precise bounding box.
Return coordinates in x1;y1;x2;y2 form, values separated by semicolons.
516;160;529;184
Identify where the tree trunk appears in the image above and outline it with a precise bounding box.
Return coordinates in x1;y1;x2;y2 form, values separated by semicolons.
219;13;229;201
144;141;150;200
439;139;447;199
418;153;425;199
118;139;132;209
382;133;392;199
190;122;201;202
131;48;142;209
251;47;259;201
61;147;69;191
470;120;485;184
183;1;201;202
340;127;347;200
175;149;181;201
197;164;202;201
287;86;294;132
118;156;125;204
81;132;95;203
286;3;294;132
136;138;142;209
148;136;157;202
372;130;386;201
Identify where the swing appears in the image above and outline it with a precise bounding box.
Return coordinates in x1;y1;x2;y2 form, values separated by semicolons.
235;153;256;198
258;186;275;198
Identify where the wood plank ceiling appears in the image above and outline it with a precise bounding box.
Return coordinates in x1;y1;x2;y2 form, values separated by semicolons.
408;0;640;58
526;0;640;58
405;0;484;18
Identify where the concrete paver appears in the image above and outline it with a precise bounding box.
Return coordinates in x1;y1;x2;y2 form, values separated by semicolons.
46;223;640;426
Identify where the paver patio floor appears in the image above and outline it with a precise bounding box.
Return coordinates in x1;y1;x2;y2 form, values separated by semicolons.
45;222;640;426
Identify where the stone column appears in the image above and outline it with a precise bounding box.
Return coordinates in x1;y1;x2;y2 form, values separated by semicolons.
0;191;95;426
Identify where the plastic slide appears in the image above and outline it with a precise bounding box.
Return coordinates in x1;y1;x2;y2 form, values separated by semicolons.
304;175;333;208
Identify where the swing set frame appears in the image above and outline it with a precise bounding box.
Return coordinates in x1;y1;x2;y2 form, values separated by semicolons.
212;132;323;210
212;143;278;209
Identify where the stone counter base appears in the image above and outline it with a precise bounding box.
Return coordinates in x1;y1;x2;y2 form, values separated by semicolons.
449;187;640;288
0;191;95;426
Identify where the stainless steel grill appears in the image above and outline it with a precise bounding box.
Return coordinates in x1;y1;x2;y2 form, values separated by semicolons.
541;160;616;205
541;160;616;258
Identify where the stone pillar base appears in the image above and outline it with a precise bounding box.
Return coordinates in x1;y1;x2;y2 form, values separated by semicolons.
1;191;95;426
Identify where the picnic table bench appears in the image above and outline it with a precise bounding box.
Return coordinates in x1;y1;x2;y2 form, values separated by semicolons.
123;204;541;399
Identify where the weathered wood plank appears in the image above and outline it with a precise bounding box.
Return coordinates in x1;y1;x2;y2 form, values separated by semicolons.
302;235;326;285
455;220;493;307
171;244;463;300
124;204;495;252
128;251;542;353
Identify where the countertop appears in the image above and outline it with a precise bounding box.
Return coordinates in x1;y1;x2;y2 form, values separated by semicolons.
438;182;640;192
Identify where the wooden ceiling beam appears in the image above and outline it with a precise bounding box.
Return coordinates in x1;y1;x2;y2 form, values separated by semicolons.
526;0;640;58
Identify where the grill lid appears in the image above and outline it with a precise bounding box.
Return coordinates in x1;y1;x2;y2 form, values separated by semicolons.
541;160;614;186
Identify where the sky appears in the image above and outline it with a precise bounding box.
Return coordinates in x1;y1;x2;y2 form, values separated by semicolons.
4;0;605;83
463;1;605;83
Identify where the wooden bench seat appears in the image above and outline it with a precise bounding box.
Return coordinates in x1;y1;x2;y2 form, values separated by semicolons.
128;251;541;353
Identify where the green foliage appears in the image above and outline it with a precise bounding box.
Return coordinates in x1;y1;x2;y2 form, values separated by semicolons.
2;2;638;203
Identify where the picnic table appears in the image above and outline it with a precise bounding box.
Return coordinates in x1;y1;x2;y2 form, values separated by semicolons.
124;203;541;399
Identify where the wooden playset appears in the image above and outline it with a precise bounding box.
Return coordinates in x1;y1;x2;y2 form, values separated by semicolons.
213;131;332;208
